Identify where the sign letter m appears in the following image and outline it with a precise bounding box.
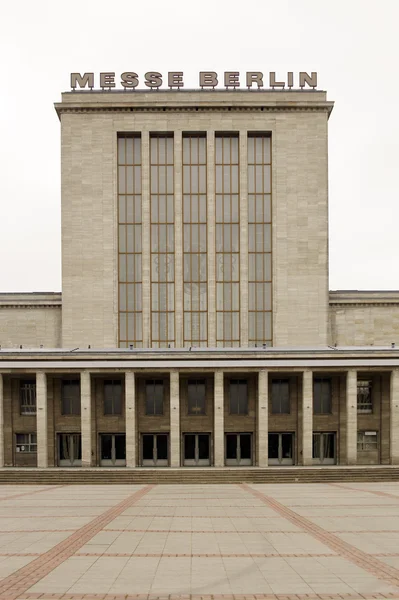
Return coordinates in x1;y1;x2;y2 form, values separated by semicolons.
70;72;94;90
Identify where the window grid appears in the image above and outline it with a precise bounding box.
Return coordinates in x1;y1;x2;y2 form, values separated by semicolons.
16;433;37;453
145;379;164;415
183;135;207;346
248;135;272;346
357;380;373;413
118;135;143;348
357;431;378;451
150;135;175;348
215;135;240;347
20;380;36;415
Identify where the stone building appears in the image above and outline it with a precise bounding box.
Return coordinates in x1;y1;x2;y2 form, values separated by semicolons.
0;87;398;469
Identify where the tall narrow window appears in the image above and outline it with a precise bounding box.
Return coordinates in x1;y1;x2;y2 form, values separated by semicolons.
187;379;206;415
313;378;332;414
61;380;81;415
183;135;207;346
271;379;290;414
104;380;122;415
145;380;164;415
20;380;36;415
150;135;175;347
118;135;142;347
229;379;248;415
357;380;372;413
215;134;240;347
248;135;272;346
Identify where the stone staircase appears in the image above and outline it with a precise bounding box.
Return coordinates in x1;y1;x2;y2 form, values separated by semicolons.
1;466;399;484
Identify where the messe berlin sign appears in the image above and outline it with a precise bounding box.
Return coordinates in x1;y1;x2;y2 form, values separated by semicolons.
70;71;318;91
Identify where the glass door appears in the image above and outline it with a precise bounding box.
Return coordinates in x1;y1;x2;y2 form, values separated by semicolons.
100;434;126;466
313;432;336;464
183;433;210;466
268;433;294;465
225;433;252;466
142;433;169;466
58;433;82;467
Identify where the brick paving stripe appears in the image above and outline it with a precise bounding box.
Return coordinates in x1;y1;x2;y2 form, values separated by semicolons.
241;483;399;588
0;485;153;600
15;593;399;600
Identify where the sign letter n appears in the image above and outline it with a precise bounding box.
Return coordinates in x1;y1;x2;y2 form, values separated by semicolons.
70;72;94;90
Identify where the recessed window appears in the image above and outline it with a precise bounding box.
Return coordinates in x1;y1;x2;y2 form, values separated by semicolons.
16;433;37;453
104;380;122;415
61;380;81;415
313;378;332;414
271;379;290;414
188;379;206;415
145;379;164;415
357;431;378;451
357;380;372;413
20;380;36;415
229;379;248;415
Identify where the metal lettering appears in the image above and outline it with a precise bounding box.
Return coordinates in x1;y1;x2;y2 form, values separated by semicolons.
224;71;240;88
246;72;263;89
70;72;94;90
100;72;116;89
121;72;139;89
168;72;184;89
199;71;218;88
287;72;294;89
145;72;163;88
299;71;318;88
269;72;285;88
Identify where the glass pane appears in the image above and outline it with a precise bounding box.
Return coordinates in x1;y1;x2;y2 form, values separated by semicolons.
312;434;320;459
268;433;279;459
157;434;168;460
101;435;112;460
115;435;126;460
143;435;154;460
73;435;82;459
184;435;196;459
323;433;335;459
281;434;292;459
59;435;70;460
240;434;251;459
226;434;237;459
198;435;209;459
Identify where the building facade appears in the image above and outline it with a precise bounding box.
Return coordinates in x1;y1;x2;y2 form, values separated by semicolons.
0;88;398;468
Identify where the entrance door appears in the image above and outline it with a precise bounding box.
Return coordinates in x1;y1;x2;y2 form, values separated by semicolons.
142;434;168;466
183;434;210;466
225;433;252;466
313;432;336;464
58;433;82;467
100;434;126;466
268;433;294;465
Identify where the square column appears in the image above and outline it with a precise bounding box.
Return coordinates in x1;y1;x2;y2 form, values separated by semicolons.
36;372;48;468
214;371;224;467
81;371;92;467
390;369;399;464
302;370;313;465
257;370;268;467
170;371;180;467
125;372;136;467
0;375;4;468
346;370;357;465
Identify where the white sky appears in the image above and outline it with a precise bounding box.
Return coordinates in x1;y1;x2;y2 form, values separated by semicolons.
0;0;398;292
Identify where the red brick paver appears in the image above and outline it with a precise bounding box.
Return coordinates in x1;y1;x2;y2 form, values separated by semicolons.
241;483;399;588
0;486;66;502
15;593;399;600
329;483;399;500
0;485;153;600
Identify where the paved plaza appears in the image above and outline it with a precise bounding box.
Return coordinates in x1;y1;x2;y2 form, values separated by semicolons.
0;483;398;598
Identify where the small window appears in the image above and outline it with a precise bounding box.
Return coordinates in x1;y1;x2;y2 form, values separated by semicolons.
61;380;81;415
20;380;36;415
16;433;37;453
145;380;164;415
188;379;206;415
357;380;372;413
104;380;122;415
357;431;378;451
271;379;290;414
229;379;248;415
313;378;332;414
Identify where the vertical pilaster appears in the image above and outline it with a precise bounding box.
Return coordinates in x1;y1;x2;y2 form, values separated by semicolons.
125;371;136;467
81;371;92;467
239;130;248;347
257;370;268;467
390;369;399;464
346;370;357;465
174;131;183;348
170;371;180;467
214;371;224;466
207;132;216;346
142;130;151;348
302;370;313;465
36;372;48;468
0;375;4;468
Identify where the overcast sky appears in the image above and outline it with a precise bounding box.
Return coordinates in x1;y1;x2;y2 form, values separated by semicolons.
1;0;398;292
